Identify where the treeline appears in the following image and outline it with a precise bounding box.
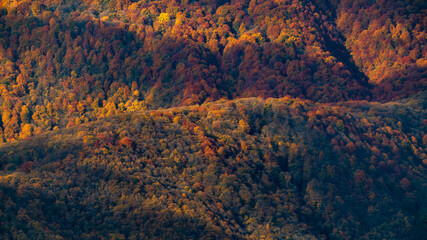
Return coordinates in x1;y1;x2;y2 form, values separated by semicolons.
0;96;426;239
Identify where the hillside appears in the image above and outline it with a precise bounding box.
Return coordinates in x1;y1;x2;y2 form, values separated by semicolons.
0;0;424;143
1;96;426;239
0;0;426;239
314;0;426;100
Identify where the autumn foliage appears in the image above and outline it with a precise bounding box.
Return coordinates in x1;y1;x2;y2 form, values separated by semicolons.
0;96;426;239
0;0;426;239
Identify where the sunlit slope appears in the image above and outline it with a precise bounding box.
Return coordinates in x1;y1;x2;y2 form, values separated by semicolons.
312;0;426;100
0;0;375;143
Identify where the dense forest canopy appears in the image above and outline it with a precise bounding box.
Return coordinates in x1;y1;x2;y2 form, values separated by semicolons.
0;0;426;239
0;0;424;142
1;96;426;239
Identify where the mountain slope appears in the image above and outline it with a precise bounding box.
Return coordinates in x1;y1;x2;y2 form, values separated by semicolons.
0;1;426;239
313;0;427;100
0;0;376;142
1;96;426;239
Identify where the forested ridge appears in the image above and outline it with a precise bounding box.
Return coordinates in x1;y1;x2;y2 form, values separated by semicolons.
1;96;426;239
0;0;425;142
0;0;426;239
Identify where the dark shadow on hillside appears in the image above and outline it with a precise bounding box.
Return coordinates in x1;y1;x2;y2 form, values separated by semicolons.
323;32;372;88
0;129;84;171
0;183;234;239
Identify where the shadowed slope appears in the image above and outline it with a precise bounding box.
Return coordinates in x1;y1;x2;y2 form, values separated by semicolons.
1;95;426;239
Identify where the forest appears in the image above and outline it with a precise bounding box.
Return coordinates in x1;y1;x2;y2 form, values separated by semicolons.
0;0;426;239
